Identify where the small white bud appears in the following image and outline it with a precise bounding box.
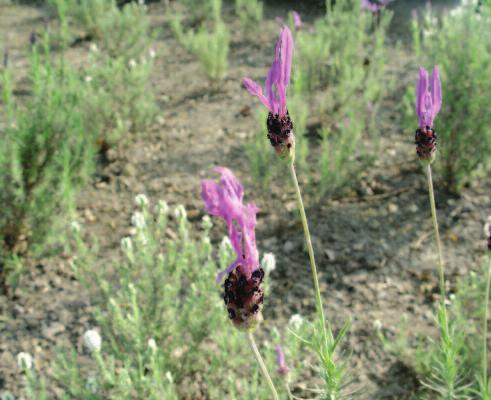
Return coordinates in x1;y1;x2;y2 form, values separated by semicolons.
149;48;156;59
134;194;149;208
288;314;304;330
174;205;187;220
201;215;212;230
373;319;383;331
128;59;137;69
165;371;174;384
85;75;92;83
147;338;157;351
89;43;98;53
131;212;146;228
261;253;276;275
83;329;102;352
70;221;81;234
157;200;169;215
16;352;33;370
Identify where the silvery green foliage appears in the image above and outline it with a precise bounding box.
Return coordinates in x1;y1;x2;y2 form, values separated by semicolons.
235;0;263;30
81;49;157;145
170;1;230;82
25;200;309;399
49;0;151;62
407;3;491;192
0;34;95;287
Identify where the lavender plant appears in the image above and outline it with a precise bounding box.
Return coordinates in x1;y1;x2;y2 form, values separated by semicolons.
81;48;157;147
171;8;230;82
0;36;95;291
235;0;263;31
408;2;491;192
23;196;309;399
49;0;151;62
244;26;350;398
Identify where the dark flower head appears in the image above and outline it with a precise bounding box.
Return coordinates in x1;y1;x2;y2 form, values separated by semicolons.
243;27;295;157
201;168;264;330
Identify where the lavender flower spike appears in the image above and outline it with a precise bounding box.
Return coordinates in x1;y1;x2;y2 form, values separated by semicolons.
361;0;392;13
275;345;289;377
201;167;264;330
291;11;302;30
415;66;442;162
243;27;295;157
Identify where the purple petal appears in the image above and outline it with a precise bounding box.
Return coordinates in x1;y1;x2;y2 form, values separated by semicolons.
416;67;428;122
276;345;289;376
201;168;259;282
292;11;302;29
243;78;272;112
265;59;280;114
430;66;442;117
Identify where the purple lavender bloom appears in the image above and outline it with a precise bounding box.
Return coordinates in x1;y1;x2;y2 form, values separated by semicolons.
201;167;259;282
201;167;265;329
416;66;442;129
361;0;392;13
243;27;295;156
414;66;442;161
275;345;289;376
291;10;302;30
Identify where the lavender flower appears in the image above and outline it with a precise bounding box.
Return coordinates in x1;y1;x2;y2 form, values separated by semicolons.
415;66;442;162
243;27;295;157
275;345;289;376
361;0;392;13
291;11;302;30
201;167;264;329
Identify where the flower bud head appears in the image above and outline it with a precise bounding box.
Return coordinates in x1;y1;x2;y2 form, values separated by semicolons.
131;212;146;228
261;253;276;275
134;193;149;208
147;338;157;352
16;352;33;370
83;329;102;352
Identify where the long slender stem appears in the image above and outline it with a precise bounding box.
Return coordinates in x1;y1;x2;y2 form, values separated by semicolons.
424;163;446;304
289;162;332;347
483;256;491;390
247;331;279;400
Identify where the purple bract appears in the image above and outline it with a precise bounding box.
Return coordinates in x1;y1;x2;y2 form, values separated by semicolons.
201;167;259;283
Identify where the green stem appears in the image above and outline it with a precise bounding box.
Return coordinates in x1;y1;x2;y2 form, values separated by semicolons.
483;256;491;390
247;331;279;400
289;161;332;347
424;163;448;328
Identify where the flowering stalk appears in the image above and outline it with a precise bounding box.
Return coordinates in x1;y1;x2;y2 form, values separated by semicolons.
415;67;452;356
482;229;491;391
289;161;331;349
202;168;279;397
248;332;279;400
243;25;346;396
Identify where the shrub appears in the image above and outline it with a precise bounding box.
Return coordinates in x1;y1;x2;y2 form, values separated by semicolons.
170;0;229;82
408;3;491;193
24;199;309;399
0;36;95;289
49;0;152;61
235;0;263;30
81;48;157;147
